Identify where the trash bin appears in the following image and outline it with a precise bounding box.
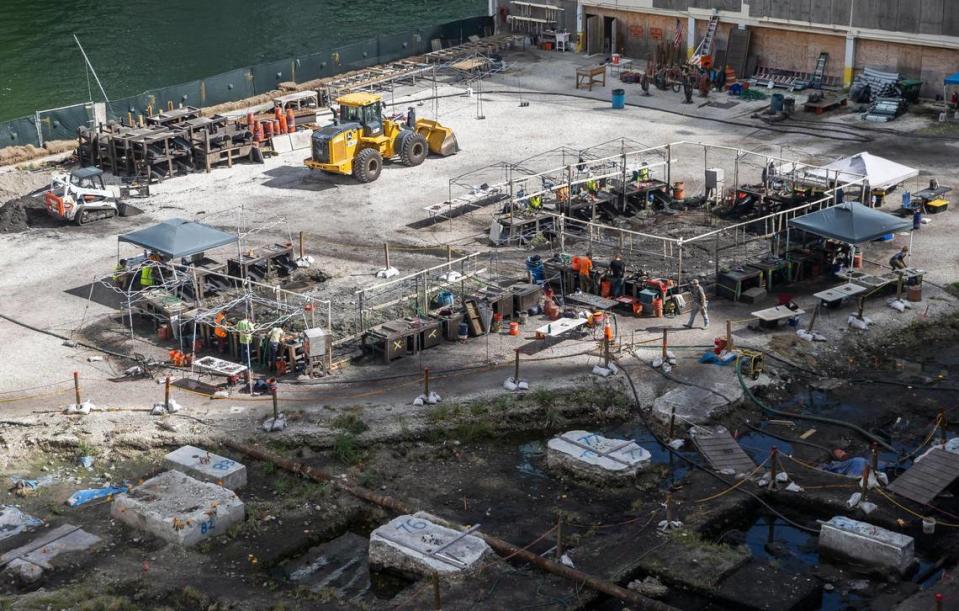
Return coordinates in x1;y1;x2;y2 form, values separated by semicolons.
771;93;785;113
612;89;626;109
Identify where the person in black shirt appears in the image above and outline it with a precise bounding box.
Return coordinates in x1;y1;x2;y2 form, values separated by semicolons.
609;254;626;297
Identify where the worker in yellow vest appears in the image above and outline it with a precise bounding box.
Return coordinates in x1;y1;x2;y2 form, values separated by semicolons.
529;194;542;210
236;317;254;365
113;259;128;289
586;178;598;194
139;263;154;288
637;162;650;182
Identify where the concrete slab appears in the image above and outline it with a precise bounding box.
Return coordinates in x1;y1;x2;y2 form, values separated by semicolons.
0;506;42;542
652;382;743;427
546;430;651;484
369;512;492;578
0;524;100;584
162;445;247;490
111;471;244;546
286;532;372;602
819;516;915;574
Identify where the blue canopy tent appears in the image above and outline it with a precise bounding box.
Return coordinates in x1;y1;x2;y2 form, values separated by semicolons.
786;202;914;274
946;72;959;86
119;218;238;260
946;72;959;106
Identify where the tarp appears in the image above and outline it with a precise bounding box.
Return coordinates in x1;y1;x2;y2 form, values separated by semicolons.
788;202;912;244
119;218;237;258
808;152;919;191
946;72;959;85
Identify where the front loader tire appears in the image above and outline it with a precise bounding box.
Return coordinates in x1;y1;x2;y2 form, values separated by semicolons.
353;148;383;183
400;132;428;167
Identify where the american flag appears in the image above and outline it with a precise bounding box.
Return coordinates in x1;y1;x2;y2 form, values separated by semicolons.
673;18;684;48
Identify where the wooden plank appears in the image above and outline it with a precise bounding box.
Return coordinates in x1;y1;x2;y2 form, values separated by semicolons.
691;428;756;475
887;449;959;505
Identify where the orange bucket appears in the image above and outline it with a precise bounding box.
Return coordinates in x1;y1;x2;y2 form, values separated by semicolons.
652;298;663;318
509;322;520;336
853;254;863;269
673;181;686;200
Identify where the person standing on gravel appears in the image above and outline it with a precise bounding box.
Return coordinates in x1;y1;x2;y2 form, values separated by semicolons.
684;278;709;329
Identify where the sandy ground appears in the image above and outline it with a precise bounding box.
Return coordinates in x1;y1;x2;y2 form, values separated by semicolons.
0;47;957;440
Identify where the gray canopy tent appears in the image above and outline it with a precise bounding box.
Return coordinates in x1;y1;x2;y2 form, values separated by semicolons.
118;218;238;259
787;202;913;271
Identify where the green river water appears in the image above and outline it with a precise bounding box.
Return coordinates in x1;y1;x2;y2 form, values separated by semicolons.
0;0;486;122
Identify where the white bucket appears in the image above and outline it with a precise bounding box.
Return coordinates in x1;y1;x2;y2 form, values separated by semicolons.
922;517;936;534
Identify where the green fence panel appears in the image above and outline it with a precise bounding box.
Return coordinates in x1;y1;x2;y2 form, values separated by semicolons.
0;116;40;148
252;58;296;94
201;68;256;106
37;103;93;142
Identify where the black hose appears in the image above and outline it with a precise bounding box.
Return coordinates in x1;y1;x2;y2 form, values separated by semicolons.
614;353;821;534
735;355;897;453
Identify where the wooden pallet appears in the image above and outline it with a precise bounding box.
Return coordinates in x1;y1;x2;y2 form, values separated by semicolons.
691;428;757;475
886;448;959;505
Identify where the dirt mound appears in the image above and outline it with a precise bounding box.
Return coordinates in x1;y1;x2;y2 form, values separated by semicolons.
0;196;47;233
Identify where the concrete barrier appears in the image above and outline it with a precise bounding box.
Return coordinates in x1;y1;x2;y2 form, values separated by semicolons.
111;471;245;546
819;516;915;574
547;430;651;484
369;512;492;578
163;445;247;489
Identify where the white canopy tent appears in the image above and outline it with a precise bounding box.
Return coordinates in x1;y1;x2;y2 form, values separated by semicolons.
802;152;919;192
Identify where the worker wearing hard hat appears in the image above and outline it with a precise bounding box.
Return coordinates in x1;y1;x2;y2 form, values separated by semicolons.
236;317;254;365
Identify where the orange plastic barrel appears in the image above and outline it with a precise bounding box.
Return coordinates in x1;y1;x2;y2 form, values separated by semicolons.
273;119;280;134
286;108;296;131
908;285;922;302
673;181;686;200
509;322;520;336
278;114;288;134
274;106;282;120
264;121;273;138
853;254;863;269
652;298;663;318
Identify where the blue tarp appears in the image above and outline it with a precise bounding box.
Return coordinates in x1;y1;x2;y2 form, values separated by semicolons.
945;72;959;85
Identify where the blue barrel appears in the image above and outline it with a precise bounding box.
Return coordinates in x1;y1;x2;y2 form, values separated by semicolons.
457;322;469;338
611;89;626;109
526;255;544;283
771;93;785;113
913;210;923;230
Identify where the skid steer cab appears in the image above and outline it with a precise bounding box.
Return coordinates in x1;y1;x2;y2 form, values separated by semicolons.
304;92;458;183
43;167;121;225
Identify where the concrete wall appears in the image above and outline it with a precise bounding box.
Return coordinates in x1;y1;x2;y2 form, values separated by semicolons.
584;6;687;58
856;39;958;96
634;0;959;37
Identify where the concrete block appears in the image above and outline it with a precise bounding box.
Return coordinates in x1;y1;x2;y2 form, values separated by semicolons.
652;383;742;426
0;505;42;542
111;471;244;546
369;512;492;578
163;445;247;490
287;532;372;601
1;524;100;584
819;516;915;574
547;430;651;484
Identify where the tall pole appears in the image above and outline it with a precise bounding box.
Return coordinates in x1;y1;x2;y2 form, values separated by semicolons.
74;35;112;111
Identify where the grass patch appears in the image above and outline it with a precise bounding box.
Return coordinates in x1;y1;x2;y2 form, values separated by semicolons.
333;432;364;465
331;412;369;436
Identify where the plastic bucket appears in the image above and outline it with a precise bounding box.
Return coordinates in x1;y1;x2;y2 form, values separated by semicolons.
612;89;626;109
672;181;686;200
771;93;785;113
908;285;922;302
853;254;863;269
457;322;469;338
509;322;520;336
923;517;936;534
611;53;621;65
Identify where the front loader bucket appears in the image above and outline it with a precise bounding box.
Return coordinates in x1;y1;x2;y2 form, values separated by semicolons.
416;119;459;157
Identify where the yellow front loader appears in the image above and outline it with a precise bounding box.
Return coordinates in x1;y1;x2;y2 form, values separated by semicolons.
304;92;458;183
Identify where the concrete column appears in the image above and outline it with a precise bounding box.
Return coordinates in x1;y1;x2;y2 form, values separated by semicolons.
843;34;856;88
687;15;696;60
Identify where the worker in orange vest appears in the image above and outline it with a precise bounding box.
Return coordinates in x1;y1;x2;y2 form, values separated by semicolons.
578;252;594;294
570;255;581;292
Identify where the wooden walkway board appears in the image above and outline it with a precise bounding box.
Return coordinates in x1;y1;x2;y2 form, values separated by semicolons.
887;449;959;505
691;428;757;475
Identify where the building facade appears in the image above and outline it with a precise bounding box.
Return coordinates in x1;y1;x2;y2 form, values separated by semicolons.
571;0;959;96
